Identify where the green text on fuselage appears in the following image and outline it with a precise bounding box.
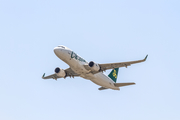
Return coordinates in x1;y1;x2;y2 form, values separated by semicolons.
71;51;87;63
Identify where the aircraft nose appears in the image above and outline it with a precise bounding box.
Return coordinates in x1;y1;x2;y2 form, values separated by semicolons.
54;47;59;54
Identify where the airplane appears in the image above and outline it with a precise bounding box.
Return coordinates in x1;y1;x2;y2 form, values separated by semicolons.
42;45;148;90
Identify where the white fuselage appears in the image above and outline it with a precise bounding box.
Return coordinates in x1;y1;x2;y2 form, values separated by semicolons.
54;46;119;90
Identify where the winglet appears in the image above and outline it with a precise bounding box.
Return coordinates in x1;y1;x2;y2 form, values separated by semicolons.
42;73;45;79
144;55;148;61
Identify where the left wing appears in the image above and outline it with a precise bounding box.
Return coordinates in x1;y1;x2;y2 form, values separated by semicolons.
42;68;80;80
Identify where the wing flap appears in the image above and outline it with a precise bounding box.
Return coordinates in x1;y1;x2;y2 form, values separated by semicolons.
65;68;80;77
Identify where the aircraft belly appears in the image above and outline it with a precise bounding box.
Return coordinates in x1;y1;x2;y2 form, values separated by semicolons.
59;51;119;90
66;58;89;75
90;73;117;89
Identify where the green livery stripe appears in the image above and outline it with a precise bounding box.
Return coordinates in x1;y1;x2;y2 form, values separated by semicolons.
108;68;119;83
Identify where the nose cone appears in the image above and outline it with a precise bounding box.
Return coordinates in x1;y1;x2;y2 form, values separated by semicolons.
54;47;59;54
54;47;65;58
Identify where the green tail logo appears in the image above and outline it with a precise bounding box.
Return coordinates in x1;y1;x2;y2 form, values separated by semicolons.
108;68;119;83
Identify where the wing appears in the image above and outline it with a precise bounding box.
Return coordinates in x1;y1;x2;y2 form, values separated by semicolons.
84;55;148;74
99;55;148;71
42;68;80;80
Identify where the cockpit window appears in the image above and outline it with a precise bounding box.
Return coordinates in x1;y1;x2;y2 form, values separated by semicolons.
58;46;65;49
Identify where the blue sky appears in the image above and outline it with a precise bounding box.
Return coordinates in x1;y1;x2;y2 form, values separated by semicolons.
0;0;180;120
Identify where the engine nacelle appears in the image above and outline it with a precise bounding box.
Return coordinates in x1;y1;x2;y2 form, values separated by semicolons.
88;61;100;71
54;67;66;77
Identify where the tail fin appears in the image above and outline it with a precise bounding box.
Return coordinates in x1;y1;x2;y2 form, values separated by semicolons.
108;68;119;83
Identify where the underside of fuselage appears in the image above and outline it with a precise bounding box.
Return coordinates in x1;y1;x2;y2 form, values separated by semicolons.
54;47;120;90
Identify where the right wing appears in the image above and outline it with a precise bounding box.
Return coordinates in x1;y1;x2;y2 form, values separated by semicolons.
84;55;148;74
99;55;148;71
42;68;80;80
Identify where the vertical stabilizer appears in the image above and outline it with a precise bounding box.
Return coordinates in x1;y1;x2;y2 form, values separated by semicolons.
108;68;119;83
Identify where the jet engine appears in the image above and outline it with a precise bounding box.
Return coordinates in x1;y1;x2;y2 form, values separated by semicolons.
88;61;100;71
54;67;66;77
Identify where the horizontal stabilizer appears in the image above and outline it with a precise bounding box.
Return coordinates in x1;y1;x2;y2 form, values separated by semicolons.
114;82;135;87
98;87;108;90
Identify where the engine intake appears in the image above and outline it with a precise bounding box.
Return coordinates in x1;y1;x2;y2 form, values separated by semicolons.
89;61;94;67
55;67;60;73
88;61;100;72
55;67;66;77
